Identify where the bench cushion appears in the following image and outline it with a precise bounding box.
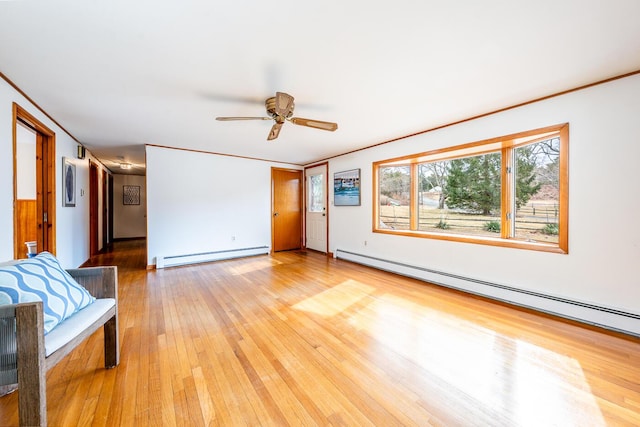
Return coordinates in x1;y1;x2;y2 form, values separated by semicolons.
44;298;115;356
0;252;95;334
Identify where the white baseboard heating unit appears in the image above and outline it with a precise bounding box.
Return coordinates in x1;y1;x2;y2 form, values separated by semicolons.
156;246;269;269
335;249;640;338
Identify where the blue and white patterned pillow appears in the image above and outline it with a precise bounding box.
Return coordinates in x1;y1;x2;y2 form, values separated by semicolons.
0;252;95;334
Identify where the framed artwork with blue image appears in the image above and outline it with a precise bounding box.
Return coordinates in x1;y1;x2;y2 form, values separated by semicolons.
334;169;360;206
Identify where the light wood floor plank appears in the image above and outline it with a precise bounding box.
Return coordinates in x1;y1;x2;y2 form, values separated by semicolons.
1;239;639;426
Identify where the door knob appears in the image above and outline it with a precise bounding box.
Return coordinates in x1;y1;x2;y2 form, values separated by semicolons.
274;212;279;217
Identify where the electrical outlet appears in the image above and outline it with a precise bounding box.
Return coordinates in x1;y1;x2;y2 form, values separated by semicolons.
231;236;236;241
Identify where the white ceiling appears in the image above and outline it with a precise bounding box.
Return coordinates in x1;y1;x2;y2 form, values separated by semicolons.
1;1;640;173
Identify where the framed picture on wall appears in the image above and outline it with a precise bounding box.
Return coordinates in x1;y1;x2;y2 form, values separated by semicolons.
62;157;76;207
334;168;361;206
123;185;140;205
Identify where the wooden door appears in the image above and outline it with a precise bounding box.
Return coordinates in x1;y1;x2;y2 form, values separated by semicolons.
108;174;114;248
35;132;53;252
90;161;99;255
305;163;328;253
272;168;302;252
101;169;108;249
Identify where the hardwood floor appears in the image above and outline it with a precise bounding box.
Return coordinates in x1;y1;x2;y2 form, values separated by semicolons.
1;240;639;426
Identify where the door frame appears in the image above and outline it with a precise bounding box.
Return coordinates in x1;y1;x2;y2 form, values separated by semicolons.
12;103;56;258
303;161;329;254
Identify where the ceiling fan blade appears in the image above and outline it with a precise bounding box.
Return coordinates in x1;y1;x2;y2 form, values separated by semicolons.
267;123;283;140
274;92;295;117
215;117;271;121
289;117;338;132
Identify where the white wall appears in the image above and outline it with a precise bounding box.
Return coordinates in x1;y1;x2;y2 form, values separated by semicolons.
16;124;36;199
329;73;640;320
113;174;146;239
0;77;108;268
146;145;300;267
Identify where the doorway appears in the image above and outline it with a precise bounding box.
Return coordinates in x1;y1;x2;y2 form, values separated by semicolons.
89;161;99;255
305;163;328;253
13;104;56;259
271;168;302;252
108;174;114;249
101;169;108;249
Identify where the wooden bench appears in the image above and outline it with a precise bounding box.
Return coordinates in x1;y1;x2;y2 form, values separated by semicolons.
0;266;119;427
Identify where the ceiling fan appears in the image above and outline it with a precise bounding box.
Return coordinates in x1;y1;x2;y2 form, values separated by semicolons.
216;92;338;140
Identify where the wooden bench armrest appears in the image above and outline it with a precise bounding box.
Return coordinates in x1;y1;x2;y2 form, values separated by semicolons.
66;266;118;300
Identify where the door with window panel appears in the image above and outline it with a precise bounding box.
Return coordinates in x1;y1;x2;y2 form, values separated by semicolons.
305;164;327;252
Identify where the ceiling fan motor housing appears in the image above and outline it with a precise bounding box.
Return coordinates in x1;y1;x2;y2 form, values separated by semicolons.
265;96;294;119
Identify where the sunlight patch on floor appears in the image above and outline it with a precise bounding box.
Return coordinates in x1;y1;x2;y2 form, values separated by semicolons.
511;339;605;426
229;258;283;275
292;279;376;317
348;294;606;426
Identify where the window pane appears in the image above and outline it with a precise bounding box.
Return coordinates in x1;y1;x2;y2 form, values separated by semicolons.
437;153;502;238
514;138;560;243
379;166;411;230
418;161;450;232
308;174;324;212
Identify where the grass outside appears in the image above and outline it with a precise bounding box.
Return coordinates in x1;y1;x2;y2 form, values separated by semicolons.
379;200;559;244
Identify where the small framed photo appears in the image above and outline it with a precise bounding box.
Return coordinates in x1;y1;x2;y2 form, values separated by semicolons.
123;185;141;205
62;157;76;207
334;169;361;206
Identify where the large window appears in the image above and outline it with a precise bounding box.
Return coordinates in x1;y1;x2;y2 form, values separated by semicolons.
374;124;569;253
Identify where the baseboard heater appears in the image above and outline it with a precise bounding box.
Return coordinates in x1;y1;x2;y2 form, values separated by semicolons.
335;249;640;338
156;246;269;269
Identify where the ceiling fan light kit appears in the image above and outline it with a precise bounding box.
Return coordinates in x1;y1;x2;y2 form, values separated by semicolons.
216;92;338;140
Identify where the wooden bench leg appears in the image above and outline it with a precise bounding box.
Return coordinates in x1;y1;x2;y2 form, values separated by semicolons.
104;315;119;369
16;303;47;427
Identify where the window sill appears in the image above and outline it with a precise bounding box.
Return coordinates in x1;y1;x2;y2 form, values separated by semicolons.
373;228;567;254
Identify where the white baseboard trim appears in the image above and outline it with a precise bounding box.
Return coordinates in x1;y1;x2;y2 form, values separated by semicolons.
335;249;640;338
156;246;270;269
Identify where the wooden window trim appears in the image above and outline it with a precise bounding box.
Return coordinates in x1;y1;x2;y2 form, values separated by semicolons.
373;124;569;254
